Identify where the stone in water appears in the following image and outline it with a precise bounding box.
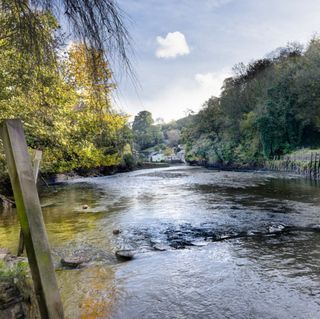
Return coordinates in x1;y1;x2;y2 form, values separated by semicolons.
61;257;86;268
115;250;134;261
153;244;170;251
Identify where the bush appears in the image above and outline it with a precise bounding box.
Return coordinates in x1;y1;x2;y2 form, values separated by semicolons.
122;153;136;170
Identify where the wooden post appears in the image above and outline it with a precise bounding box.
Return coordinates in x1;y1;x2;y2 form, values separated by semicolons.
318;153;320;179
316;154;318;179
33;150;43;181
17;229;25;256
17;149;43;256
1;120;64;319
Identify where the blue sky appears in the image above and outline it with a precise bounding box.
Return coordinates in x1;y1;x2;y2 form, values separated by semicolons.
114;0;320;121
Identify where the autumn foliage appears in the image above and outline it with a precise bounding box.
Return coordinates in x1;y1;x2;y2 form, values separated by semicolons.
0;7;131;176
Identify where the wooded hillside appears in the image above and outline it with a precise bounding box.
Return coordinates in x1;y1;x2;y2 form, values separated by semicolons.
181;40;320;166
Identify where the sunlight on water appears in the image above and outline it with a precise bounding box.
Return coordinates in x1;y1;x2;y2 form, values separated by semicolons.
58;265;118;319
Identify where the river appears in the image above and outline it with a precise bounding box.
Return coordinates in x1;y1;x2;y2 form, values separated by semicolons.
0;166;320;318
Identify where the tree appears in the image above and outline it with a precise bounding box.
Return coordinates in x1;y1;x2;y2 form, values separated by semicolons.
0;9;77;172
0;9;132;175
132;111;154;132
166;129;180;146
1;0;132;72
181;38;320;165
132;111;163;150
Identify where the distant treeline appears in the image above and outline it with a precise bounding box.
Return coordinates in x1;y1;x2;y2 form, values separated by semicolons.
180;39;320;166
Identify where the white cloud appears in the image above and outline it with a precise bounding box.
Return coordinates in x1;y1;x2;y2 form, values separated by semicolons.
156;31;190;59
205;0;234;9
117;0;320;122
194;72;228;91
116;69;231;121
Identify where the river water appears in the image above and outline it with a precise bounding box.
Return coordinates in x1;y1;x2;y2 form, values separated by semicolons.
0;166;320;318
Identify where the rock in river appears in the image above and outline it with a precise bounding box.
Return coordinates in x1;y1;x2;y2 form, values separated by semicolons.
153;244;170;251
113;229;121;235
61;257;87;268
115;250;134;261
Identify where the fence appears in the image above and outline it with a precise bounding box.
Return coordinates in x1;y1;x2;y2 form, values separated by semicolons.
265;152;320;179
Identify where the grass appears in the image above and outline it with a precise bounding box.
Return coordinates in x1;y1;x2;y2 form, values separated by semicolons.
0;260;29;279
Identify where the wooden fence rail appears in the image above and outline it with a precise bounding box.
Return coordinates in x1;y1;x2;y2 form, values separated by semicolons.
266;152;320;179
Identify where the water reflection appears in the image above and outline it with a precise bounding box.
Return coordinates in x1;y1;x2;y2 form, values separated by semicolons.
0;206;19;252
234;232;320;296
58;265;118;319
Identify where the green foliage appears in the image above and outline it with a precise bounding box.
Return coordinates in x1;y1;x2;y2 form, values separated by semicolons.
121;153;136;170
182;39;320;166
0;260;28;279
0;6;132;177
132;111;163;150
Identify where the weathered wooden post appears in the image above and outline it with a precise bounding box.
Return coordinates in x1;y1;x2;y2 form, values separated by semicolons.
316;154;318;179
33;150;43;181
17;228;25;256
1;119;64;319
17;149;43;256
318;153;320;179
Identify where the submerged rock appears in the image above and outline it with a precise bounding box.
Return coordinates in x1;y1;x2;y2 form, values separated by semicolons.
190;241;208;247
40;202;56;208
169;239;192;249
115;250;134;261
268;224;285;233
153;244;170;251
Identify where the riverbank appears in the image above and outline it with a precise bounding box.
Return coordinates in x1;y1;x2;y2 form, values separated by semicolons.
188;149;320;180
265;151;320;180
40;162;171;185
0;250;40;319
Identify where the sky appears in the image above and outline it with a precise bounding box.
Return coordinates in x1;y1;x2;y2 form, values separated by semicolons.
113;0;320;121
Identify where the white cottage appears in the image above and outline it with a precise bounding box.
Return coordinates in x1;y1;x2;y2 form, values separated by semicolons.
149;152;165;162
